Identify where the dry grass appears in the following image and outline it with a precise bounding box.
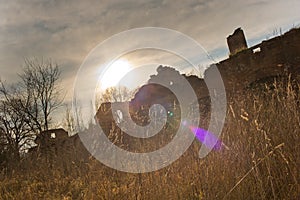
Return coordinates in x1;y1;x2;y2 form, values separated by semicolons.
0;77;299;200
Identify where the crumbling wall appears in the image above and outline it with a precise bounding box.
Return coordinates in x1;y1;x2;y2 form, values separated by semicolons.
96;28;300;130
227;28;248;55
205;27;300;95
95;28;300;147
31;128;89;163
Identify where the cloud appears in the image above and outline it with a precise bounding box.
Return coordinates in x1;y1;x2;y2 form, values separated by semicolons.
0;0;300;100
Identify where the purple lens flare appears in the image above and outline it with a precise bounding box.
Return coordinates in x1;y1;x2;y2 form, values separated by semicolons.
189;126;223;150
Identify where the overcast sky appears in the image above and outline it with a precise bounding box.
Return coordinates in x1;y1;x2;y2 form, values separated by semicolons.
1;0;300;125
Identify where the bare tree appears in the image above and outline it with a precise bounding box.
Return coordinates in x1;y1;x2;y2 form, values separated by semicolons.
0;88;34;161
96;86;133;107
62;103;84;135
19;58;63;131
0;58;63;162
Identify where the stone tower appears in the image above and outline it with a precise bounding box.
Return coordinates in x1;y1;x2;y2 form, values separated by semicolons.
227;28;248;55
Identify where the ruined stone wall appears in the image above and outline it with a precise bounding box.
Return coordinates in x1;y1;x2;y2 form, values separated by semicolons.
39;28;299;159
31;128;89;163
227;28;248;55
95;28;300;137
205;27;300;95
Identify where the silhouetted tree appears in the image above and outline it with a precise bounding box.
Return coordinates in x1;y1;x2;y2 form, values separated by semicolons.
19;58;63;131
0;95;34;161
96;86;134;108
0;58;63;163
63;103;84;134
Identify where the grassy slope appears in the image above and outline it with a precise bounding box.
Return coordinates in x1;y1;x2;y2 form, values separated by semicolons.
0;77;299;200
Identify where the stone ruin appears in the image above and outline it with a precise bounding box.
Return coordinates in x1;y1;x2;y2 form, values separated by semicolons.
208;27;300;94
30;27;300;159
29;128;89;163
95;27;300;147
227;27;248;55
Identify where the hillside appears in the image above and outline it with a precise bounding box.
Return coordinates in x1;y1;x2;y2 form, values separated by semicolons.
1;28;299;200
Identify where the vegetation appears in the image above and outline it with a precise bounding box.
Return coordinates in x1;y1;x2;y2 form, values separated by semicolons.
95;86;136;109
0;75;299;199
0;58;63;166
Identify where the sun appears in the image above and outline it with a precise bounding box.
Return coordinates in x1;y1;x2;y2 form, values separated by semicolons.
100;59;132;90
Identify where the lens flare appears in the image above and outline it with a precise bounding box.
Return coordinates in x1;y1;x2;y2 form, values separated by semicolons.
189;126;222;150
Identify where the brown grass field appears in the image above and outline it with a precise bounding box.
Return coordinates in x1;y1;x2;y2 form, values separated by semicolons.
0;76;299;200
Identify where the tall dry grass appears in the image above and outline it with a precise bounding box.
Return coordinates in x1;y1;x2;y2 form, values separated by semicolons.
0;77;299;199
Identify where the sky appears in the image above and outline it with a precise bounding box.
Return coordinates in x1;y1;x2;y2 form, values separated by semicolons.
1;0;300;126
